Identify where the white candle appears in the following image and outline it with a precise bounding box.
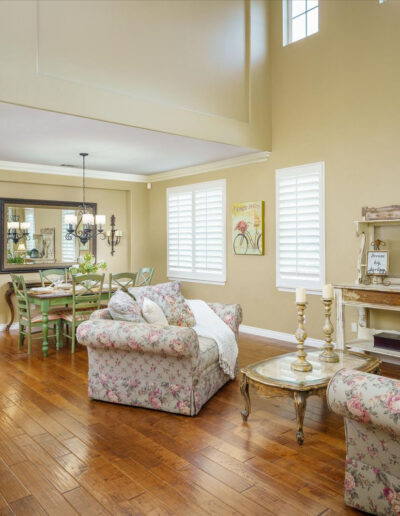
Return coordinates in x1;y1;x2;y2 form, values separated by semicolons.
65;214;77;226
322;284;333;299
20;222;30;230
296;287;307;303
82;213;94;225
95;214;106;226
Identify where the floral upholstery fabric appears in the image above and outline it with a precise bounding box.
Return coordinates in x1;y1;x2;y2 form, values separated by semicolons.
78;319;199;359
327;369;400;515
108;290;146;323
90;308;113;320
129;281;195;327
208;302;243;338
78;302;242;416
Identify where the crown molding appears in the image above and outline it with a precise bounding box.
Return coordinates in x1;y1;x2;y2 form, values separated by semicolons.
0;151;270;185
148;151;270;183
0;160;148;183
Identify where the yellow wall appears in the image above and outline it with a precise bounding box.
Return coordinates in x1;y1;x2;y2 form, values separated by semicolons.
0;170;150;325
0;0;270;150
148;0;400;341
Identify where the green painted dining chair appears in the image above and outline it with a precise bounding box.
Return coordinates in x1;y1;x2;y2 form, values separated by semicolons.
11;274;62;355
135;267;154;287
39;268;68;286
60;273;105;353
109;272;137;299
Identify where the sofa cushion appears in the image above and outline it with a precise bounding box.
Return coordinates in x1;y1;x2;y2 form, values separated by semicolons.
142;297;168;326
129;282;195;327
108;290;146;323
198;336;219;372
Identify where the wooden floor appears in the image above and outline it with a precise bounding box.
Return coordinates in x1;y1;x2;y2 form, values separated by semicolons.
0;333;398;516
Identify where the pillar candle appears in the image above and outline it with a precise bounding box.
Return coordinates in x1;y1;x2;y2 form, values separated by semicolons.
322;284;333;299
296;287;307;303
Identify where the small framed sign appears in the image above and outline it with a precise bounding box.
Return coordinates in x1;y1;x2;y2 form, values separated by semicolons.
367;250;389;276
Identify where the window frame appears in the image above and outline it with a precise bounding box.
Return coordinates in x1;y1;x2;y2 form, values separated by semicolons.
275;161;325;294
283;0;319;46
166;179;226;285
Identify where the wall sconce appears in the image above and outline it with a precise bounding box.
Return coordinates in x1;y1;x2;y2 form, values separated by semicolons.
105;215;122;256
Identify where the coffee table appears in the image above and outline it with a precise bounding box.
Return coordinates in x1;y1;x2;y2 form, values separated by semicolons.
240;349;381;444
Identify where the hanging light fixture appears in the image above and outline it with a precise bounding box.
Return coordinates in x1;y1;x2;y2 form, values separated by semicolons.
64;153;106;245
7;213;30;244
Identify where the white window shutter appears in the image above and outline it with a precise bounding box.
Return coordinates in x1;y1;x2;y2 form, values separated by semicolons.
61;210;76;262
167;179;226;284
276;162;325;292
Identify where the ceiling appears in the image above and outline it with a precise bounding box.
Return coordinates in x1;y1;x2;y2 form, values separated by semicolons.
0;102;259;178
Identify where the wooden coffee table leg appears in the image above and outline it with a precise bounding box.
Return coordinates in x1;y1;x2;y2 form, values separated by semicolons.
293;391;308;445
240;374;251;422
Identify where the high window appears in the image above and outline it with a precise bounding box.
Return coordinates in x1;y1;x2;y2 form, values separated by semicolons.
167;179;226;285
283;0;319;45
276;162;325;293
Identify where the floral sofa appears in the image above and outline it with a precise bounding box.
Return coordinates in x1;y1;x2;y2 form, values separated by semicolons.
77;303;242;416
327;369;400;515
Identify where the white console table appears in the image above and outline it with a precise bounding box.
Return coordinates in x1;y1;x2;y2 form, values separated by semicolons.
334;283;400;360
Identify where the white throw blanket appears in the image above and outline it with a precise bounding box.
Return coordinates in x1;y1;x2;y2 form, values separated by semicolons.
187;299;238;379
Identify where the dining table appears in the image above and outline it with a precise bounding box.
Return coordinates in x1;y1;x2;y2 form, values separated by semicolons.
27;284;113;356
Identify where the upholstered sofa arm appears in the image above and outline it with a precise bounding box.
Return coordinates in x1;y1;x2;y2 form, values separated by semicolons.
208;303;243;336
77;319;200;359
90;309;113;320
327;369;400;436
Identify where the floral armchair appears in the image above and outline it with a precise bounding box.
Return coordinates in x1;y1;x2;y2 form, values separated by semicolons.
327;369;400;515
77;303;242;416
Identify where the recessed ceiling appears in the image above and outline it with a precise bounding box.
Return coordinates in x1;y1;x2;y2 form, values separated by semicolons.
0;102;259;177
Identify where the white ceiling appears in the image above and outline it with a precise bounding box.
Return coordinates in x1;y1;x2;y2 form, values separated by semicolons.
0;102;259;177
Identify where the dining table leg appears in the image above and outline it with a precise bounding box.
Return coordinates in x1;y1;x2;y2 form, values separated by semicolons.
41;299;50;357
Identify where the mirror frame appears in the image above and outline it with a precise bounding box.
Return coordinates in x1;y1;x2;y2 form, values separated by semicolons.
0;197;97;274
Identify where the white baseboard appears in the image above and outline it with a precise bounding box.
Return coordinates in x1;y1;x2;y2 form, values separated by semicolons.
0;323;19;331
239;324;325;348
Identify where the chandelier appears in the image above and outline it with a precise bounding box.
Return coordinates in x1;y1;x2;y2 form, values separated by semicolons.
64;153;106;245
7;214;31;244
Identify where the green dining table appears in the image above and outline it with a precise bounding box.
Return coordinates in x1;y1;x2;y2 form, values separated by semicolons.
27;286;112;357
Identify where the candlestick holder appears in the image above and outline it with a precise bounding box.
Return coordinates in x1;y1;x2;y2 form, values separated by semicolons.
291;302;313;372
319;298;339;363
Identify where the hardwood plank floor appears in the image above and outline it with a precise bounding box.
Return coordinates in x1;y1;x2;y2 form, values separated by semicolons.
0;330;398;516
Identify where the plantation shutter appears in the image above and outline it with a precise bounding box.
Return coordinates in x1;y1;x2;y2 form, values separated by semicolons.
167;179;226;284
276;162;325;291
24;208;35;251
61;210;77;262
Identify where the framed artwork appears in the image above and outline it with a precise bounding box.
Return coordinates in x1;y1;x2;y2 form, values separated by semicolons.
367;250;389;276
40;228;56;262
232;201;265;255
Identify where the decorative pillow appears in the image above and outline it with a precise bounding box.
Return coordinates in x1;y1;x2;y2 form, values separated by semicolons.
108;290;146;323
162;294;196;327
128;281;181;304
128;282;195;327
142;297;169;326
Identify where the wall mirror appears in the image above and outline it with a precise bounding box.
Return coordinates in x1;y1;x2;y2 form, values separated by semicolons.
0;198;97;273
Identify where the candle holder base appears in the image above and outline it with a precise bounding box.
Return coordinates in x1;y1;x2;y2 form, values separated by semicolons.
319;349;339;363
291;359;313;372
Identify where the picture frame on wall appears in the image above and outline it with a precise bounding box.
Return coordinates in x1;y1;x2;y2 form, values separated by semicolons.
232;201;265;255
367;250;389;276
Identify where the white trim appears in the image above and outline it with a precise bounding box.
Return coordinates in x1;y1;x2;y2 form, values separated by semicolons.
277;287;322;295
168;276;226;286
239;324;325;348
148;151;270;183
0;152;270;185
0;323;19;331
0;160;148;183
275;161;326;292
